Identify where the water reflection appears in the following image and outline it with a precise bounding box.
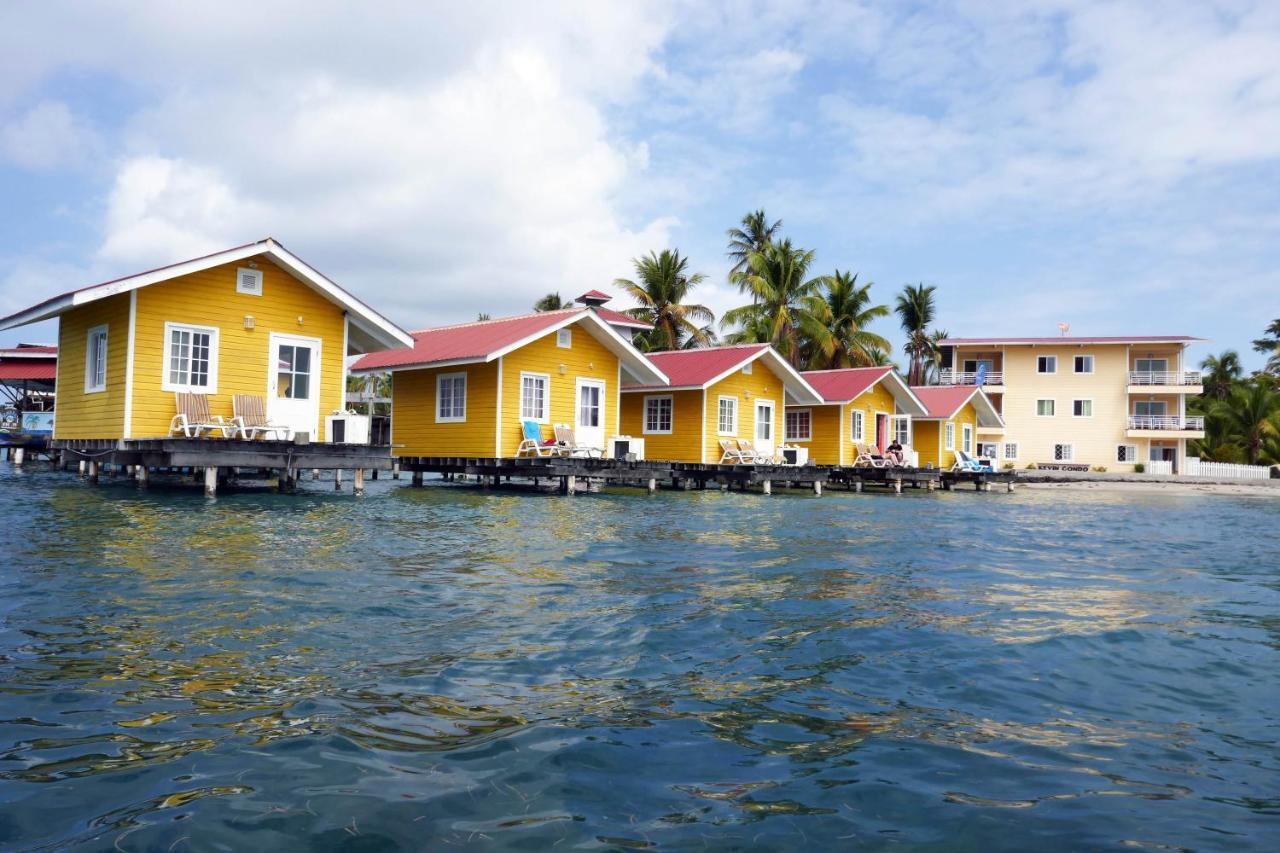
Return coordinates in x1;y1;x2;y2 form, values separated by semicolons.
1;467;1278;850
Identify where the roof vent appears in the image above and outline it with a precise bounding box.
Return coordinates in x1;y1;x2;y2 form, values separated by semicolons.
575;290;612;307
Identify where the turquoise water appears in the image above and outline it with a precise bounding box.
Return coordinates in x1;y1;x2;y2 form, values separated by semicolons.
1;465;1278;851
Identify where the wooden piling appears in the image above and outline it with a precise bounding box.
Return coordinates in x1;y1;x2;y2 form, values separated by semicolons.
813;480;822;496
13;447;24;466
412;470;424;487
334;468;343;491
762;479;772;496
354;468;366;496
87;460;99;483
647;477;657;494
204;466;218;496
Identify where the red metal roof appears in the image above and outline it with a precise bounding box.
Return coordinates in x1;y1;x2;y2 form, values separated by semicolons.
577;289;612;301
624;344;769;389
0;361;57;381
941;335;1201;346
594;307;650;328
910;385;980;418
799;367;893;403
0;345;57;355
352;306;649;371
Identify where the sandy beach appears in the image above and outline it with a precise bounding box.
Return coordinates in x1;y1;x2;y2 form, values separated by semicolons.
1021;479;1280;497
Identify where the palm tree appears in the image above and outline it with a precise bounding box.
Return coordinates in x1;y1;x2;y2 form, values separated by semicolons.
614;250;715;351
533;293;566;312
863;347;896;368
1252;319;1280;374
894;283;939;385
721;239;831;366
1200;350;1242;400
726;209;783;276
810;270;890;369
1209;381;1280;465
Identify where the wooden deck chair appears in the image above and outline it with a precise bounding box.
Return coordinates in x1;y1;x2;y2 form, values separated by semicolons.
738;439;775;464
718;439;751;464
169;392;234;438
553;423;603;458
516;419;560;457
853;441;891;468
231;394;292;440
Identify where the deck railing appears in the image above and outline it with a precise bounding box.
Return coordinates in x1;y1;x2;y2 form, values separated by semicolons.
1127;415;1205;431
939;370;1003;386
1127;370;1202;386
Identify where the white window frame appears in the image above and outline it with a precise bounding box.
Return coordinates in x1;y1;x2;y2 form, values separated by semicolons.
1133;400;1167;417
1003;442;1019;460
643;394;673;435
977;442;999;459
1117;444;1138;463
1073;354;1094;374
1072;398;1093;418
717;395;738;436
1035;398;1056;417
1054;443;1074;462
962;423;973;453
850;409;865;442
236;267;263;296
1134;358;1168;373
891;414;912;447
435;371;467;423
519;371;551;423
161;322;220;393
1037;355;1057;374
84;324;108;393
556;328;572;349
785;408;811;442
945;422;955;451
755;399;775;443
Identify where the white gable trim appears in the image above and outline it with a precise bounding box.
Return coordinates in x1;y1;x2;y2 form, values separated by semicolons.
698;347;823;405
0;239;413;350
485;311;669;386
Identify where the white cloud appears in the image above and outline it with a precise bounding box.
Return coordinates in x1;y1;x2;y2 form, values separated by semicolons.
0;100;101;171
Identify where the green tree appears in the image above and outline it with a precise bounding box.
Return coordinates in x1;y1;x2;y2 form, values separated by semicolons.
1200;350;1242;401
1252;319;1280;374
721;239;832;366
614;249;715;351
1209;381;1280;465
894;283;940;386
533;293;566;312
726;209;783;276
810;270;890;369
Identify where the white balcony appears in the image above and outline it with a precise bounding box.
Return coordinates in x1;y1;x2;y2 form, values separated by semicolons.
1126;415;1205;432
939;370;1003;386
1127;370;1202;386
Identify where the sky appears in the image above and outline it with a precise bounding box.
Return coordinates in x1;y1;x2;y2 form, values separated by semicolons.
1;0;1278;369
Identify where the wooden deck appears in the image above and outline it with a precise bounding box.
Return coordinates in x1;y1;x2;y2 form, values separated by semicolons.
51;438;394;495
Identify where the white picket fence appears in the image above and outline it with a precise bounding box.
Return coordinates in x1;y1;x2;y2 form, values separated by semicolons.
1145;460;1173;475
1185;456;1273;480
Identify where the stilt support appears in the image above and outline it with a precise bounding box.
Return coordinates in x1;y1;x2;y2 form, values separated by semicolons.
334;469;343;491
204;466;218;496
412;470;424;487
312;468;320;480
354;468;366;496
13;447;24;466
813;480;822;496
87;460;99;484
762;479;772;496
393;463;401;480
136;466;149;487
647;477;657;494
1007;480;1015;492
893;478;902;494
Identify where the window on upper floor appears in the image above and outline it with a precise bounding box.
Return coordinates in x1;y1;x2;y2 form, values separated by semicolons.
1074;355;1093;373
557;328;572;349
1036;399;1055;417
1073;399;1093;417
1037;355;1057;374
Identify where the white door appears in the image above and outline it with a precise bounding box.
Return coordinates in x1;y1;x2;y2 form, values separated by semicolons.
754;400;775;455
268;333;321;439
575;378;605;451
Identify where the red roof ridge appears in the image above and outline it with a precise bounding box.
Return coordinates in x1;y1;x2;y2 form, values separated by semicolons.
800;366;891;374
409;307;581;336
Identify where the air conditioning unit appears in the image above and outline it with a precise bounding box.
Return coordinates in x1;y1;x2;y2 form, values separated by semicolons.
325;412;370;444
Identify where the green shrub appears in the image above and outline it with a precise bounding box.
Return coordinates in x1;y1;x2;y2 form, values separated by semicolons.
1093;465;1107;472
1026;462;1038;470
1002;462;1016;470
1133;463;1145;473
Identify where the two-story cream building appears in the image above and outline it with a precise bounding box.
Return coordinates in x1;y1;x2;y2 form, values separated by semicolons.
937;336;1205;473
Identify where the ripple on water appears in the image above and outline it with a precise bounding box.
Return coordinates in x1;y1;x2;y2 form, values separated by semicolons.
0;467;1278;850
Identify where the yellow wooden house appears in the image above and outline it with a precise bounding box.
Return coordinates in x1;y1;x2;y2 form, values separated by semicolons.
351;296;666;457
910;385;1004;469
619;344;822;463
0;238;412;442
783;368;928;465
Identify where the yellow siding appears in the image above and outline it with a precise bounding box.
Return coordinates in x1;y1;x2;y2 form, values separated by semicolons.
390;362;499;457
703;360;789;464
53;294;131;439
915;420;942;468
128;259;346;439
497;321;620;457
786;404;842;464
848;380;898;451
620;389;704;463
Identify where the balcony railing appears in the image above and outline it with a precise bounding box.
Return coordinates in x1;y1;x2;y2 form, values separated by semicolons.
939;370;1003;386
1128;370;1202;386
1127;415;1205;431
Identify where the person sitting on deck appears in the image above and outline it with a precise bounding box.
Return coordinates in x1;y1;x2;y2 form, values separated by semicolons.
885;439;905;466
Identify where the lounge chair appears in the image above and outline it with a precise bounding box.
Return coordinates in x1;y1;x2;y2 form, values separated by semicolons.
169;391;235;438
953;449;993;473
231;394;291;440
739;439;776;464
718;439;752;464
517;419;561;457
853;442;891;468
553;423;603;458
